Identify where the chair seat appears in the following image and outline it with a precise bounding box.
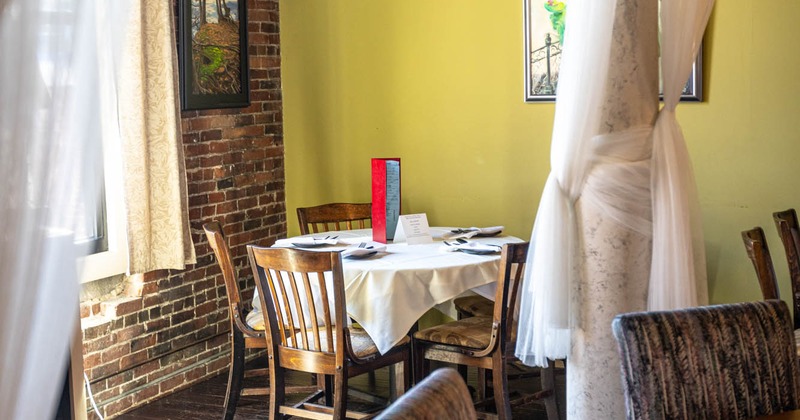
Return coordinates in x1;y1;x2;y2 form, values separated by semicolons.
293;328;410;359
245;309;265;331
453;295;494;318
414;316;493;349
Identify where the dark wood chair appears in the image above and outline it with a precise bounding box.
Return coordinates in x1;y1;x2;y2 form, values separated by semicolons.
412;242;559;420
742;226;780;300
247;245;411;419
774;209;800;330
453;295;494;319
374;367;477;420
297;202;372;235
203;222;316;420
612;300;800;419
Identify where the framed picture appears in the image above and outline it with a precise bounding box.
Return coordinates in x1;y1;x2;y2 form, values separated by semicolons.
179;0;249;111
523;0;703;102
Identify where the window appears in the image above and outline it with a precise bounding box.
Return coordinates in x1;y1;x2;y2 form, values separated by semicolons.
70;0;128;283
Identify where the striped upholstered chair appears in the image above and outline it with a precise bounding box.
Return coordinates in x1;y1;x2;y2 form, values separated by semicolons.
612;300;800;420
375;367;476;420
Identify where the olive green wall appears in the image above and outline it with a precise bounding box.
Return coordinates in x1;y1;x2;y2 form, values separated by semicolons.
279;0;800;305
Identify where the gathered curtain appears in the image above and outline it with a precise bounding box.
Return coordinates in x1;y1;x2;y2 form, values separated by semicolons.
516;0;714;367
648;0;714;310
119;0;196;274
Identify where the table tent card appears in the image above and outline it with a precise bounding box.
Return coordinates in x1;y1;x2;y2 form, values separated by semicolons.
393;213;433;245
371;158;401;243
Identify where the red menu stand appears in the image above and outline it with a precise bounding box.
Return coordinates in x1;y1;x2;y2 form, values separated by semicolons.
371;158;401;243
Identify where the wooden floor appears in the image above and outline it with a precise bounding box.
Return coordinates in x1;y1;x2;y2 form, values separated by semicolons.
118;358;566;419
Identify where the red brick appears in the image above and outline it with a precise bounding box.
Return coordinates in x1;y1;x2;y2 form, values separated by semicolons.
132;383;160;404
83;352;102;370
104;395;134;417
114;324;145;342
101;344;130;364
133;360;160;378
120;349;149;370
159;372;186;393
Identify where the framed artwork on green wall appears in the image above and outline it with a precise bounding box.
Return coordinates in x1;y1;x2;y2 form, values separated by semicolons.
523;0;703;103
178;0;250;110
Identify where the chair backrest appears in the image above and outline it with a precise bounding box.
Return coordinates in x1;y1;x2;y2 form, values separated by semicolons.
774;208;800;329
612;300;800;420
204;221;245;316
375;367;477;420
493;242;529;349
247;246;347;356
742;227;780;300
297;202;372;235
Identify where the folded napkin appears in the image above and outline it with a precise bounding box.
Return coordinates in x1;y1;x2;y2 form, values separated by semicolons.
441;240;502;254
443;226;504;240
275;236;340;247
341;242;387;258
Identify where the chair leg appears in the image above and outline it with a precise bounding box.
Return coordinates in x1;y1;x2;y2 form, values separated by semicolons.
268;358;286;420
402;357;411;395
412;340;429;385
492;356;511;420
332;369;348;420
541;361;560;420
477;368;487;402
324;374;334;407
457;365;470;391
223;331;245;420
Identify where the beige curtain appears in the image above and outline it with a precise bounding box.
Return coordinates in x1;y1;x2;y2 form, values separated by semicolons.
119;0;196;274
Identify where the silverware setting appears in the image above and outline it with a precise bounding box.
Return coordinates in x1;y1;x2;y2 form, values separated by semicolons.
444;239;503;250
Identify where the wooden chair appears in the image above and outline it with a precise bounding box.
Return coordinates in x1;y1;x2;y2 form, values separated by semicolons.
412;242;559;420
774;208;800;330
453;295;494;319
247;245;411;419
203;222;316;420
374;367;477;420
297;202;372;235
612;300;800;419
742;227;780;300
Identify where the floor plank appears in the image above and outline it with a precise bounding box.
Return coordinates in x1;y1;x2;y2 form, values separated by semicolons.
117;357;566;419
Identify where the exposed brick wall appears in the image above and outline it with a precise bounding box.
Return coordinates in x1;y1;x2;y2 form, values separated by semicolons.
81;1;284;418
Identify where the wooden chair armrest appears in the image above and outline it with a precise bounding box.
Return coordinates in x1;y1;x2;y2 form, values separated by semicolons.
232;303;265;338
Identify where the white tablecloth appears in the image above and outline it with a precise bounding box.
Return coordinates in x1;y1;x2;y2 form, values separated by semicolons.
261;227;523;354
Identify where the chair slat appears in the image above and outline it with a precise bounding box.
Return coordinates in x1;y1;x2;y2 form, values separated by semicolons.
313;271;335;353
774;209;800;330
276;270;299;347
742;227;780;300
301;271;321;351
297;202;372;236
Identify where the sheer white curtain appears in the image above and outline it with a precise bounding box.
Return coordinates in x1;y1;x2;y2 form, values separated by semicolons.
516;0;715;367
515;0;618;367
0;1;130;417
648;0;714;310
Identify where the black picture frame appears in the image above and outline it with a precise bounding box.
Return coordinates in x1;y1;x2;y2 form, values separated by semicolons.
523;0;703;103
179;0;249;111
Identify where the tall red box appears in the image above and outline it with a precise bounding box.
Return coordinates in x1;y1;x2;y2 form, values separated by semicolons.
371;158;401;243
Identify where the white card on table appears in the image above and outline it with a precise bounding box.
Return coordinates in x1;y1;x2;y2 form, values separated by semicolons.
393;213;433;245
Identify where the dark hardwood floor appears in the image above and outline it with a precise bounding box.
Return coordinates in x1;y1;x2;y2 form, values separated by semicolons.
118;357;566;419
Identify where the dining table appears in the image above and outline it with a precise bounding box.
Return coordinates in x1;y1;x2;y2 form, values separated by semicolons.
262;227;524;355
